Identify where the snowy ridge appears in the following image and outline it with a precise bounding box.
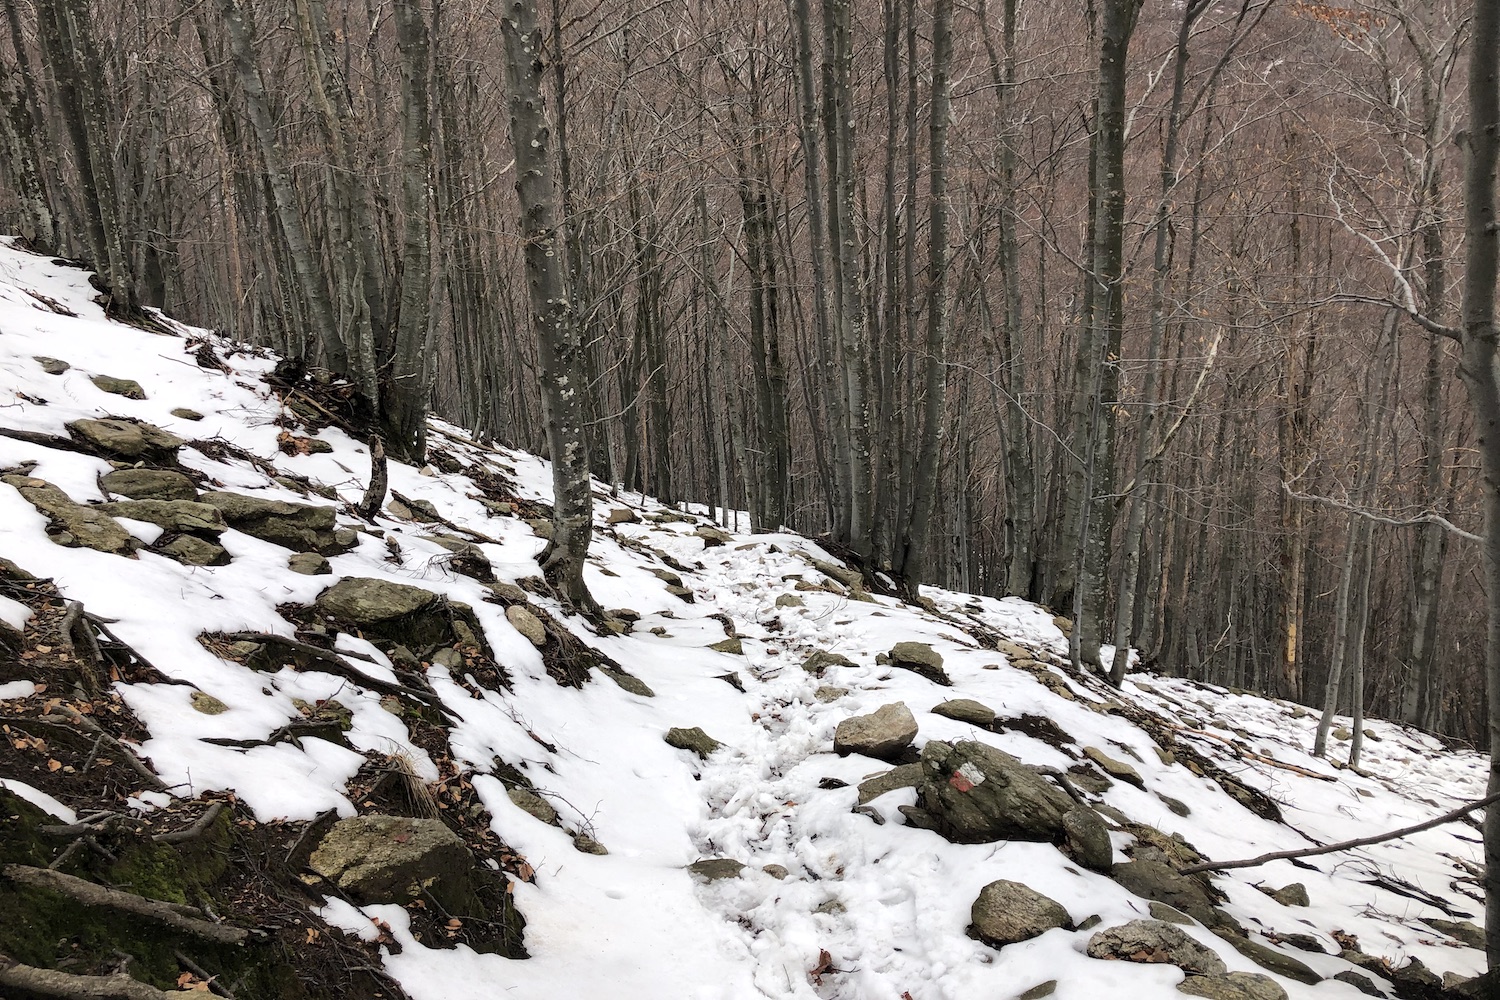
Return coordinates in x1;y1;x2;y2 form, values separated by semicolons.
0;236;1487;999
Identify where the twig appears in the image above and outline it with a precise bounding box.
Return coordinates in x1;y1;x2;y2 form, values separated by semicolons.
1;865;250;944
153;802;225;845
1179;790;1500;874
173;951;235;999
47;705;168;792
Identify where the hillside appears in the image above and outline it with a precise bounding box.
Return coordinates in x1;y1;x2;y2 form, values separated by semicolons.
0;236;1490;1000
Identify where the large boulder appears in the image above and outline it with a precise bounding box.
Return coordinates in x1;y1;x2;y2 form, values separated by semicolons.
200;491;356;555
901;740;1110;873
889;642;951;685
66;417;183;461
3;476;137;555
315;577;438;622
1086;919;1227;975
99;468;198;501
309;814;477;914
970;879;1071;947
834;703;918;761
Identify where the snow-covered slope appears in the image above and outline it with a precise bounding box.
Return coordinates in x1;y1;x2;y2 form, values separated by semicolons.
0;238;1488;1000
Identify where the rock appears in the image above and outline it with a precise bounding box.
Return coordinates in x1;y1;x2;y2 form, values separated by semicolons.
687;858;744;882
1388;957;1442;992
288;552;331;575
695;525;731;546
1177;972;1288;1000
812;558;864;589
970;879;1071;947
316;577;437;623
605;508;639;524
67;417;184;461
834;702;918;761
599;666;654;697
995;639;1033;661
1085;919;1227;975
507;787;558;825
1084;746;1144;788
490;581;528;602
665;727;724;759
3;476;137;555
34;355;69;375
190;691;228;715
857;763;925;805
199;491;354;554
157;535;229;566
1331;971;1384;997
1018;983;1057;1000
931;698;996;727
424;534;493;581
99;468;198;502
803;649;856;676
775;594;805;608
1423;917;1484;950
889;641;951;685
101;499;226;536
901;739;1083;849
309;815;477;913
709;636;744;655
170;407;204;421
1062;805;1114;872
506;605;547;647
90;374;146;399
814;686;848;703
1217;934;1321;984
1269;883;1309;908
573;834;608;855
1160;794;1191;817
1150;902;1193;925
1333;727;1352;741
1111;860;1219;927
762;864;789;880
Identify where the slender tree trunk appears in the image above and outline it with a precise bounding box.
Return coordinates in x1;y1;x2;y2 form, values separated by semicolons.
500;0;596;610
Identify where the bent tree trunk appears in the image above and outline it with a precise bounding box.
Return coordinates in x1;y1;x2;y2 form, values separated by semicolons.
499;0;596;611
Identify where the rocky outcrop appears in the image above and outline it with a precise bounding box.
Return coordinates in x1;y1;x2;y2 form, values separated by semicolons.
889;642;951;685
199;492;356;555
834;703;918;761
101;499;225;537
3;476;137;555
1086;919;1226;975
66;417;183;461
970;879;1071;947
899;739;1111;870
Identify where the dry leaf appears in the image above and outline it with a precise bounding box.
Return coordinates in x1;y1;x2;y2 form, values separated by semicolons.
46;758;62;772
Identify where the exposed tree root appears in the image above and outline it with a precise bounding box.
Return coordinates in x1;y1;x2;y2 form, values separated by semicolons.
0;955;180;1000
1;865;252;945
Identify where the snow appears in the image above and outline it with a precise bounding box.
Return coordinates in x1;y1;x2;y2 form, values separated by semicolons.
0;236;1490;998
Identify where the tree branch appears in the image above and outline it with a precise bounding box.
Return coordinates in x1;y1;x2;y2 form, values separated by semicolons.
1281;482;1481;542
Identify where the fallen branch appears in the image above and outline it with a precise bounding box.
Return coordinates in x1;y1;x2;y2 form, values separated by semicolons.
1;865;250;944
1179;790;1500;874
1175;727;1336;781
0;954;179;1000
47;705;168;793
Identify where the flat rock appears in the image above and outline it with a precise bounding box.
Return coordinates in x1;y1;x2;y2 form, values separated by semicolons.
1150;902;1193;925
803;649;856;676
156;535;229;566
170;407;204;421
709;636;744;655
931;698;996;727
1086;919;1227;975
573;834;608;855
814;685;848;703
687;858;744;881
775;594;805;608
694;525;731;546
67;417;183;460
1177;973;1288;1000
834;702;918;761
665;726;724;759
506;605;547;647
91;374;146;399
1423;917;1484;950
1331;971;1384;996
99;468;198;501
34;355;69;375
857;763;924;805
600;666;654;697
3;476;137;555
1084;746;1144;787
1218;934;1321;984
1111;859;1218;927
889;641;951;685
605;508;639;524
507;787;558;826
101;499;225;536
970;879;1071;947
